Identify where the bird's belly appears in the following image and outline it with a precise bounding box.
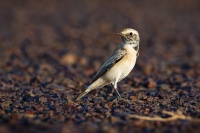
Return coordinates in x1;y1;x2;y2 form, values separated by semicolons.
118;58;136;79
103;55;137;82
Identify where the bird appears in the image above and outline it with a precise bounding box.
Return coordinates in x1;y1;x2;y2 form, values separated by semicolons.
75;28;140;101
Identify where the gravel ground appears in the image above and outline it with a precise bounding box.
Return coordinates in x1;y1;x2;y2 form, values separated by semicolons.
0;0;200;133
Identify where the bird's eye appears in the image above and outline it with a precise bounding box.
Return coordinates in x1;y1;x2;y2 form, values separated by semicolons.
129;32;133;36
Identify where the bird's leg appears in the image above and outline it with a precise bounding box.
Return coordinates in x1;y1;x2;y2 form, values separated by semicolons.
113;78;122;100
114;84;122;99
114;82;131;104
112;78;131;104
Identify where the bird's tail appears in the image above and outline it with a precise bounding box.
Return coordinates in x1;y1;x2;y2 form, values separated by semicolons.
75;84;95;101
75;78;105;101
75;90;90;101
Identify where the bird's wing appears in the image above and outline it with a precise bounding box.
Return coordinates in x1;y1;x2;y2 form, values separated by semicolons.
90;46;127;84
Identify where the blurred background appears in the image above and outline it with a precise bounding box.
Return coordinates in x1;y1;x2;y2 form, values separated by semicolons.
0;0;199;67
0;0;200;132
0;0;199;86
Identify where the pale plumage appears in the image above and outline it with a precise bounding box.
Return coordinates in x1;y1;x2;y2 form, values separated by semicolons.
75;28;140;101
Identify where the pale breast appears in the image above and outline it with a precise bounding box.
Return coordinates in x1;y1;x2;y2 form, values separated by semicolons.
103;45;137;82
118;48;137;79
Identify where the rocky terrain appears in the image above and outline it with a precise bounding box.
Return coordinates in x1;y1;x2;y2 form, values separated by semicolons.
0;0;200;133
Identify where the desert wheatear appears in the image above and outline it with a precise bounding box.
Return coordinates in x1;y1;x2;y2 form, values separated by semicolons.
75;28;140;100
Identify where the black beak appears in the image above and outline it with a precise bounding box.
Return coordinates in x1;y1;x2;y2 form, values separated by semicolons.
117;33;125;37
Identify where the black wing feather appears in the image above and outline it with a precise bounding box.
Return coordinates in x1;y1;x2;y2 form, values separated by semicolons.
90;48;126;84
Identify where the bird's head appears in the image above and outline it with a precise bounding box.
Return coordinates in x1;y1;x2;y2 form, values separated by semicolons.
117;28;140;50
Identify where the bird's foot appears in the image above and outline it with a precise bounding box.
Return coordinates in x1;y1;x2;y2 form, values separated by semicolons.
118;97;131;104
117;95;122;101
111;96;131;104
